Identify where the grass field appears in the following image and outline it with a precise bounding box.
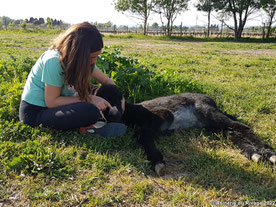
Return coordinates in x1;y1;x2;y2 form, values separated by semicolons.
0;30;276;206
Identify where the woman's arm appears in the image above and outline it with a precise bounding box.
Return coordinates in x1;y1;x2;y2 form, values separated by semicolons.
91;68;125;112
91;68;115;85
45;83;111;110
45;84;81;108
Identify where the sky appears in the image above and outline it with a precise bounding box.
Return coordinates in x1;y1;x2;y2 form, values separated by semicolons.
0;0;265;27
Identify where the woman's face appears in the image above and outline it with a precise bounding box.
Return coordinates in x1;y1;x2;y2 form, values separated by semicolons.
90;50;102;65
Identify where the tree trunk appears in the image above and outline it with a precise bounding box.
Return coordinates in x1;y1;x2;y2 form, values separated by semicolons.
143;17;148;35
234;10;248;40
262;23;266;40
166;17;171;36
266;10;275;39
266;23;272;39
220;20;224;37
143;0;148;36
232;11;239;39
236;27;243;39
207;10;211;38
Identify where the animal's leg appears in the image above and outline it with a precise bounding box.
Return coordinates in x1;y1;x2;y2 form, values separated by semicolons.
148;106;174;133
123;103;167;174
135;127;165;175
194;102;244;130
225;129;276;165
195;103;275;165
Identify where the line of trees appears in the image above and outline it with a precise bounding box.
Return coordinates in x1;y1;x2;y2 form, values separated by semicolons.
0;16;67;30
113;0;276;39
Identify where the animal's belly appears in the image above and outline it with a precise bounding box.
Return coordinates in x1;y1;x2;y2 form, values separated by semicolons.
168;106;205;130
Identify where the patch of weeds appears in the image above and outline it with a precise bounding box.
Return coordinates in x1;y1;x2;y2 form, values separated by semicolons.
87;194;114;206
97;46;204;103
130;181;154;203
81;152;123;173
256;101;274;114
118;150;152;174
0;120;45;142
80;173;108;193
0;140;75;178
27;184;65;202
168;185;206;206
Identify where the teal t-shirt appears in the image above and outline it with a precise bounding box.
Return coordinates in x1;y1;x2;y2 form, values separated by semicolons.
22;50;98;107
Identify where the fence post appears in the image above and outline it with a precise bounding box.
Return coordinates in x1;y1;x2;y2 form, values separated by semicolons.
113;25;116;34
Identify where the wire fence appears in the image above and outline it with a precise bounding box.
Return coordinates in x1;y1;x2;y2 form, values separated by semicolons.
2;24;275;38
97;26;276;38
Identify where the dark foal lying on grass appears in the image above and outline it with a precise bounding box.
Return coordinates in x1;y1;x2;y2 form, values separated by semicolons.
95;84;276;175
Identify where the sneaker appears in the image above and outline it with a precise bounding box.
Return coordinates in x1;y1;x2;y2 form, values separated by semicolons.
80;122;127;138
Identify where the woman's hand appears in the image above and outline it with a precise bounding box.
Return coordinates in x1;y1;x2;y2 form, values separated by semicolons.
121;96;125;113
89;95;112;111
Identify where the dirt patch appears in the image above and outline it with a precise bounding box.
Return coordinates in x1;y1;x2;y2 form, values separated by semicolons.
157;157;191;179
227;49;276;57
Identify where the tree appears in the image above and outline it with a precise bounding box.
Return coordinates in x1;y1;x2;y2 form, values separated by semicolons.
21;21;27;30
196;0;215;37
114;0;157;35
215;11;231;36
33;20;41;25
29;17;35;23
1;16;12;30
155;0;190;36
14;19;22;25
8;22;15;29
39;18;45;24
152;22;159;28
213;0;261;39
261;0;276;39
46;17;52;29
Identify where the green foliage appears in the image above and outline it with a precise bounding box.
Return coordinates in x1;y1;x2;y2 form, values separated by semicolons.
97;46;203;102
0;139;75;177
0;55;35;121
21;21;27;30
46;17;52;29
212;0;262;39
155;0;189;36
0;16;12;30
114;0;157;34
131;182;154;202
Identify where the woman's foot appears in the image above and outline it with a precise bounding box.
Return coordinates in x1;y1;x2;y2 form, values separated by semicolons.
80;122;127;137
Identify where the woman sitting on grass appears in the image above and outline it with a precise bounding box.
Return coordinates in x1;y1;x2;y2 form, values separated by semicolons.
19;22;126;137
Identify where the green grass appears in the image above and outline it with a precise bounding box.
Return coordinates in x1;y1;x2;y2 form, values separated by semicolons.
0;31;275;206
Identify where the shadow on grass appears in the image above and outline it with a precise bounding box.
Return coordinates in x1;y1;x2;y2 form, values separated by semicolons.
49;127;276;201
158;131;276;201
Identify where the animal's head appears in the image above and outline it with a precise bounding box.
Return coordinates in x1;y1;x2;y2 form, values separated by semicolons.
95;84;123;123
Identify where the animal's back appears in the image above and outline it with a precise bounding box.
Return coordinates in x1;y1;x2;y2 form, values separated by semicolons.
139;93;217;112
139;93;215;130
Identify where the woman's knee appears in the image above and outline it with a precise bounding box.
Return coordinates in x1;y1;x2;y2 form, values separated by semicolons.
80;102;101;124
35;102;101;130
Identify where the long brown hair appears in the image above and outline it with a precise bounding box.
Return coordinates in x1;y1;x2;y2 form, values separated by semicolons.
50;22;103;101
